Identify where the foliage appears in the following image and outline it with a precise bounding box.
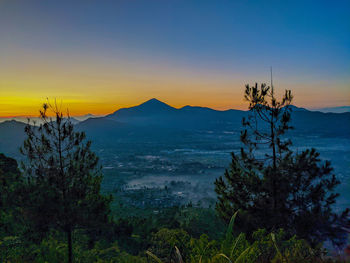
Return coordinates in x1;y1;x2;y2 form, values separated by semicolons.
149;228;191;262
2;226;345;263
215;83;349;246
0;150;348;262
189;234;219;263
0;234;148;263
19;102;112;262
0;154;23;238
144;213;335;263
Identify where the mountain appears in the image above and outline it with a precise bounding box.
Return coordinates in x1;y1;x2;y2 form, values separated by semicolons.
106;98;177;126
105;98;245;130
108;98;175;118
312;106;350;113
0;116;80;125
1;99;349;158
288;105;308;112
73;113;100;121
0;118;81;157
103;99;350;136
76;117;129;140
292;110;350;136
0;120;26;157
77;110;193;147
71;99;350;157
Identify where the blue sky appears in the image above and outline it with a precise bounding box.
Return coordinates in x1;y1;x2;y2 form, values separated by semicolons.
0;0;349;116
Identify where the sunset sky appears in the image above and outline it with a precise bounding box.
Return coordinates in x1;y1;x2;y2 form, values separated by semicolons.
0;0;349;117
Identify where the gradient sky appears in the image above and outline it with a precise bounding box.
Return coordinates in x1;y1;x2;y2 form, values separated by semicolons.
0;0;349;117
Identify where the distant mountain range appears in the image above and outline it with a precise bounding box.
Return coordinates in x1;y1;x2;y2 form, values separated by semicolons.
0;98;349;157
99;98;350;136
311;106;350;113
0;114;100;124
105;98;246;130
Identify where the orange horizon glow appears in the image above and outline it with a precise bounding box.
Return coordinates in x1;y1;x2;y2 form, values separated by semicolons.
1;38;349;118
1;67;349;118
1;1;349;118
1;89;349;118
1;45;349;118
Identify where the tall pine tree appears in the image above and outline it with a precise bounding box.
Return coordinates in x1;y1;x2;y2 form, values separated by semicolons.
20;101;112;263
215;83;349;246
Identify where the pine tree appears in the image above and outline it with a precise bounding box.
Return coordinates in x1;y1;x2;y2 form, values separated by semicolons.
215;83;349;246
0;153;23;237
20;102;112;263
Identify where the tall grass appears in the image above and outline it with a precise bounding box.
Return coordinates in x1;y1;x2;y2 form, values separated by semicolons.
146;211;332;263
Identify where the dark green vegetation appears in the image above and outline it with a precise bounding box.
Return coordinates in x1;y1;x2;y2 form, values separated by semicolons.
215;84;349;246
19;103;112;263
0;86;349;262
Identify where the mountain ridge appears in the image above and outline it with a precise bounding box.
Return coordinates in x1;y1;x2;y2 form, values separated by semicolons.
0;99;349;158
312;106;350;113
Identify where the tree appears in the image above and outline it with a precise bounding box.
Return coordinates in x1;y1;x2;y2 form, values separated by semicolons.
215;83;349;246
20;102;112;263
0;153;23;237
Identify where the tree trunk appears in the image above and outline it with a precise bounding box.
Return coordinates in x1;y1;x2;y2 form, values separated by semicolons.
67;228;73;263
270;112;277;212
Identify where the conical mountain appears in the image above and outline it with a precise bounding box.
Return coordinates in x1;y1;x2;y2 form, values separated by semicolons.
107;98;176;119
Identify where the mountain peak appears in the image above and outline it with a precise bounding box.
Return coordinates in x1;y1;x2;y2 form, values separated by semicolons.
107;98;175;119
137;98;174;111
142;98;167;106
148;98;160;102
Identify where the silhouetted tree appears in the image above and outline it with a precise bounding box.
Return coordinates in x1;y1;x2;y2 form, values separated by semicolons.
0;153;23;238
20;101;112;263
215;83;349;246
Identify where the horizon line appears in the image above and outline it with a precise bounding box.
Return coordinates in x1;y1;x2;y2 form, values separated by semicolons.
1;98;349;118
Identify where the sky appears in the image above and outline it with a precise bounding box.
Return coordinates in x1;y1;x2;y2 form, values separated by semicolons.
0;0;349;117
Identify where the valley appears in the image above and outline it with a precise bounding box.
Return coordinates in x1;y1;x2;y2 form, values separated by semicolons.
1;99;349;212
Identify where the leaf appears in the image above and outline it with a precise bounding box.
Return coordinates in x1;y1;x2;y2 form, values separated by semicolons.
217;253;233;263
199;242;211;263
146;250;163;263
230;233;244;258
234;246;251;263
226;211;238;241
174;246;184;263
271;233;285;262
